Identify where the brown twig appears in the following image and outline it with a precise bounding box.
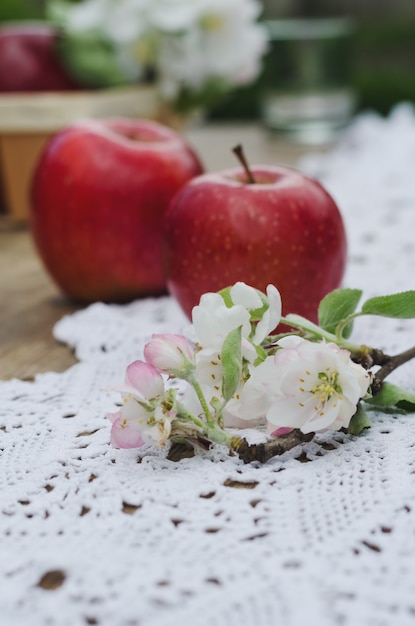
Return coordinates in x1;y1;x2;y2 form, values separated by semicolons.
370;344;415;395
167;430;313;463
232;430;314;463
352;348;391;369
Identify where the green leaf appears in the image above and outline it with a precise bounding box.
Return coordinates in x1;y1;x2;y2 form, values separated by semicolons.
366;382;415;411
348;403;372;436
249;301;269;322
254;344;267;367
218;286;233;308
56;33;128;88
221;326;242;402
318;288;362;337
361;291;415;319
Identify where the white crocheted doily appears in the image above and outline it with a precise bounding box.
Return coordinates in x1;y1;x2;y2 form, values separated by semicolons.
2;104;415;626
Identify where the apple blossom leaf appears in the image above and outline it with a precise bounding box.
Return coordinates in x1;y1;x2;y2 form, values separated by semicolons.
221;326;242;402
56;34;128;87
347;403;372;436
249;303;269;322
361;291;415;318
218;286;234;309
318;288;362;338
254;344;267;367
248;292;269;322
366;382;415;411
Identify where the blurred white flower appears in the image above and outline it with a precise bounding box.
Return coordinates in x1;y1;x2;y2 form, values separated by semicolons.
57;0;149;42
152;0;267;99
57;0;106;34
49;0;267;109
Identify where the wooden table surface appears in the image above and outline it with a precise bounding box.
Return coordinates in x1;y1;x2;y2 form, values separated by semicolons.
0;122;330;381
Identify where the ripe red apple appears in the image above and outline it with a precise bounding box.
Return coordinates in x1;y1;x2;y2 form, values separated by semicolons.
0;22;80;92
163;162;347;322
31;118;204;302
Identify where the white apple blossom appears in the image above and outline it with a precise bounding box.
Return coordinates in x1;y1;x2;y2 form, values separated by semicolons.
53;0;107;34
230;282;282;343
191;291;251;350
54;0;149;42
152;0;267;99
107;360;176;447
191;282;281;350
49;0;267;106
235;337;372;434
225;353;278;425
186;282;281;426
148;0;202;32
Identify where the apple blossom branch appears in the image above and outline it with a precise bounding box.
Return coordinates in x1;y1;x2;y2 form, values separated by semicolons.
106;282;415;465
167;342;415;464
168;430;314;464
369;345;415;393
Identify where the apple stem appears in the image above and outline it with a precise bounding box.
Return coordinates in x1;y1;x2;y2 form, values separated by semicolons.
232;144;256;184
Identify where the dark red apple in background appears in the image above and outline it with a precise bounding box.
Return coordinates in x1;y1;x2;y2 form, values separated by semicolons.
0;23;80;91
31;118;203;302
163;162;347;322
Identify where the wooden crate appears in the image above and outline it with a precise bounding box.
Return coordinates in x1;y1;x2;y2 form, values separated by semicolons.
0;85;158;223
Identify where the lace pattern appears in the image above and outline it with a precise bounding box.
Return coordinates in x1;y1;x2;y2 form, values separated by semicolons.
2;104;415;626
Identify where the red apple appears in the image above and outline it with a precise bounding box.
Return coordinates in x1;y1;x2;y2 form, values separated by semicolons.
31;117;204;302
163;164;347;322
0;22;80;92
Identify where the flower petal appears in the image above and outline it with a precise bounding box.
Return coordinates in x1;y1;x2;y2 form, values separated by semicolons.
230;282;263;309
107;409;121;424
253;284;282;344
269;426;294;437
110;415;145;449
266;395;316;430
125;360;164;399
192;292;251;348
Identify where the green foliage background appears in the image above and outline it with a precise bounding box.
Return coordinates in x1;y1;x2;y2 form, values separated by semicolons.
0;0;45;22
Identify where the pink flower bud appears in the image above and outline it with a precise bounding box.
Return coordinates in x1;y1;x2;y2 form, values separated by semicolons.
144;333;194;376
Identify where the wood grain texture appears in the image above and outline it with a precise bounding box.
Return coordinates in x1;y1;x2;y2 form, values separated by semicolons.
0;223;79;380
